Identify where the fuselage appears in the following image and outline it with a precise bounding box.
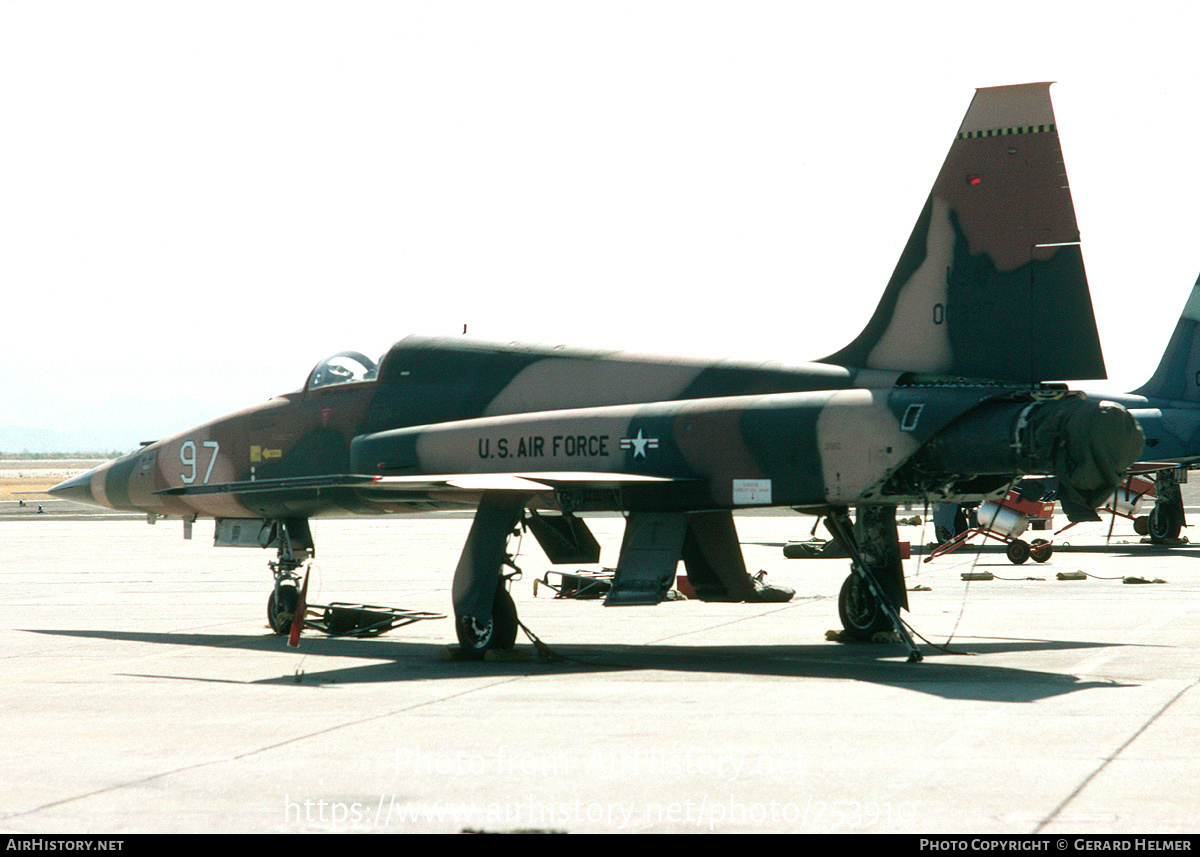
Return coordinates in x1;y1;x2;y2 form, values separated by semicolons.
53;336;1143;522
57;336;879;517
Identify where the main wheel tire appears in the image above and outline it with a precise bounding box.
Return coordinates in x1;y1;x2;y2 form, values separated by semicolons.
1148;504;1182;541
1006;539;1031;564
268;584;300;635
455;587;518;655
838;574;891;641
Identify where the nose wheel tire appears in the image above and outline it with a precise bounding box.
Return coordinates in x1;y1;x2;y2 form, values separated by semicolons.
268;583;300;635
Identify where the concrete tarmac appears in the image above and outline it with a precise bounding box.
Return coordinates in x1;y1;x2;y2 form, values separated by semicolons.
2;496;1198;833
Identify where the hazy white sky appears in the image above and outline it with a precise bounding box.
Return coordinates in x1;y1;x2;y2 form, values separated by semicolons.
3;1;1199;451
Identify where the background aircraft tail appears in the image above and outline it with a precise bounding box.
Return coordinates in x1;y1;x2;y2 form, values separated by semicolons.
821;82;1106;384
1132;273;1200;402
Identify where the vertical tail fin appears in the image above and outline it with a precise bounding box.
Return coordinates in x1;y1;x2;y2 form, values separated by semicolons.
1132;273;1200;401
821;82;1106;384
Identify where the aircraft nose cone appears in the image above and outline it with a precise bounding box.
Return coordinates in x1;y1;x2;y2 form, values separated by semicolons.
48;469;98;505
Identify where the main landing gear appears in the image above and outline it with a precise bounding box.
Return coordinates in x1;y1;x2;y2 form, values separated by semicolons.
1130;469;1186;543
456;567;520;655
825;505;922;662
452;493;527;657
838;573;891;639
1149;471;1185;542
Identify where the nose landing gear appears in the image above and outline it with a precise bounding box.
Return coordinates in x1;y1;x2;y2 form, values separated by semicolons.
264;519;313;636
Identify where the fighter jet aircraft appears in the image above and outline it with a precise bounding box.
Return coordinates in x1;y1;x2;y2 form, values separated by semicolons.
1090;273;1200;540
51;83;1143;662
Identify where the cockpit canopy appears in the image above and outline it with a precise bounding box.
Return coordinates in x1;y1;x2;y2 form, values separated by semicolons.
305;351;379;391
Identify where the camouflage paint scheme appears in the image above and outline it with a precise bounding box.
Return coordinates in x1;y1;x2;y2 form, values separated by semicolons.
1103;275;1200;461
1077;274;1200;539
53;84;1143;657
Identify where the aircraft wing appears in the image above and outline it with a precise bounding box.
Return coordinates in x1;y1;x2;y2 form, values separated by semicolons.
156;470;682;497
373;472;682;491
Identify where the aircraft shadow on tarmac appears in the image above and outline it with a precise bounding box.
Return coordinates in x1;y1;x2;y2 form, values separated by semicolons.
25;628;1137;703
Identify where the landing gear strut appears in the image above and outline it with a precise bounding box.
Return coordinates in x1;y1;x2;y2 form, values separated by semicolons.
452;493;527;657
826;505;922;662
1148;470;1185;542
263;519;314;636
